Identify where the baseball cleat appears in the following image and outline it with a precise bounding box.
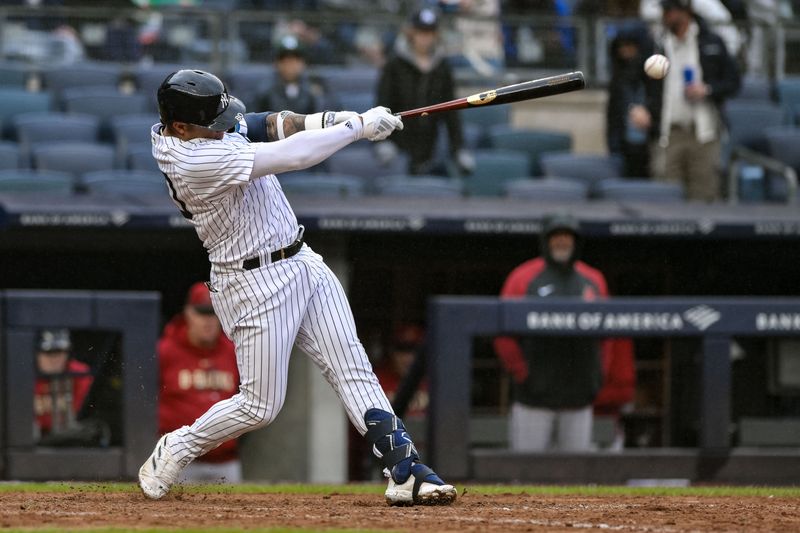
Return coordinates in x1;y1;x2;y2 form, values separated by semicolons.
138;434;185;500
384;462;457;506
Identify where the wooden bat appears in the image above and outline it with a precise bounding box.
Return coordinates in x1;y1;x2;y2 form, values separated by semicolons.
397;71;585;119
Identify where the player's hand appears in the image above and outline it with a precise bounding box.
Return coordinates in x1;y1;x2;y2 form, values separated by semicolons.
628;105;651;130
360;107;403;142
325;110;358;127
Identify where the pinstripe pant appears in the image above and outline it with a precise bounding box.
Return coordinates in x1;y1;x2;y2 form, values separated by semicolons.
168;245;393;463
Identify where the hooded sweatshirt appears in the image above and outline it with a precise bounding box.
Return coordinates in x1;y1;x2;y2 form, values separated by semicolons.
158;314;239;463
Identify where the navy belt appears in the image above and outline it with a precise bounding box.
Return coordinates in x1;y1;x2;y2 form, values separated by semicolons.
242;238;303;270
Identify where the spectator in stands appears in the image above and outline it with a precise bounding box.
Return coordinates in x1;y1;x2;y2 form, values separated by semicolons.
640;0;740;202
257;35;330;115
493;213;607;452
606;22;655;178
33;328;94;441
594;338;636;451
158;282;241;483
440;0;505;77
375;323;429;417
375;7;474;176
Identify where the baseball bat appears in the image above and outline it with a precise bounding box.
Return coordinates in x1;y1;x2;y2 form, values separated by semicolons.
397;71;585;119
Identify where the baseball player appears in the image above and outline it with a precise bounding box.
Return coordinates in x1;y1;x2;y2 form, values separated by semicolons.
138;69;456;506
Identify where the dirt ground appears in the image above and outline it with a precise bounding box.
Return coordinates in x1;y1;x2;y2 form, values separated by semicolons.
1;489;799;532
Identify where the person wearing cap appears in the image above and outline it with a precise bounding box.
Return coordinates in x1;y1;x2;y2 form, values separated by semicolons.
156;282;241;482
375;323;429;417
257;35;331;116
493;214;634;452
33;328;94;440
375;7;475;176
636;0;740;201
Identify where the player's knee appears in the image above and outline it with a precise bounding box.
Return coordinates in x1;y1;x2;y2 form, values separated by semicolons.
238;394;284;430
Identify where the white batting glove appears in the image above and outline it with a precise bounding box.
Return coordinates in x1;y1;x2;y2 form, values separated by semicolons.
360;106;403;142
303;110;359;130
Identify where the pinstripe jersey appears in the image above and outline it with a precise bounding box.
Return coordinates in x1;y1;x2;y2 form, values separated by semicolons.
151;122;299;272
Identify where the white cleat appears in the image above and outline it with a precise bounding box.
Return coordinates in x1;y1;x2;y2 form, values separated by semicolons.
138;434;185;500
384;463;457;506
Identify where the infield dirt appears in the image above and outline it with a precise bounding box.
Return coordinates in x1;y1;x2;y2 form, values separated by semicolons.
1;489;799;532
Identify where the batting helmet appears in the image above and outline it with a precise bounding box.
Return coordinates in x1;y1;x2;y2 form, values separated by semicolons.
157;69;246;131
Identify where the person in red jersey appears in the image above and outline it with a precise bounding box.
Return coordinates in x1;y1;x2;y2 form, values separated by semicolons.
595;337;637;450
34;328;93;441
375;323;429;417
158;282;241;482
494;213;617;452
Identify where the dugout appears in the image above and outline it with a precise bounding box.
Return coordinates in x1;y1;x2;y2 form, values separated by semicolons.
0;290;159;480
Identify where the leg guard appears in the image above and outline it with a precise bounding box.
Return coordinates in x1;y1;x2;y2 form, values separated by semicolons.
364;408;418;484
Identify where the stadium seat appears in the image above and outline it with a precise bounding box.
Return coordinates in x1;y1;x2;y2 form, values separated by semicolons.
487;126;573;176
41;62;121;95
737;75;773;102
595;178;685;202
82;175;166;196
460;104;510;146
225;64;275;110
504;177;588;201
540;152;623;187
82;169;163;187
776;76;800;123
336;92;375;113
314;65;379;94
724;100;787;154
0;169;74;194
109;114;159;164
62;87;149;139
326;145;409;185
374;175;464;197
765;126;800;173
0;63;35;88
0;141;23;170
0;88;52;138
13;112;100;164
128;145;160;172
464;149;530;196
32;142;116;180
133;64;188;106
278;172;365;197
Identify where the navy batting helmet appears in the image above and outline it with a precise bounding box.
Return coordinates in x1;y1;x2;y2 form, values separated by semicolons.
157;69;245;131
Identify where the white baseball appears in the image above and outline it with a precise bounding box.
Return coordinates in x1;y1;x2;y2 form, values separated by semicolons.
644;54;670;80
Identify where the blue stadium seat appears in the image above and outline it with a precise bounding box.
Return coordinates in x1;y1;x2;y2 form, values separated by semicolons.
128;145;160;172
41;62;121;95
737;75;773;102
0;169;74;194
0;141;23;170
62;87;148;124
776;76;800;123
765;126;800;173
0;63;35;88
82;171;166;196
13;112;100;164
460;104;510;146
595;178;684;202
33;142;116;180
504;177;588;201
224;64;275;110
314;65;379;94
465;149;530;196
374;175;464;197
278;172;365;197
488;126;573;176
724;100;787;155
336;92;375;113
0;88;52;138
133;64;187;107
109;114;159;164
326;144;409;185
540;152;623;187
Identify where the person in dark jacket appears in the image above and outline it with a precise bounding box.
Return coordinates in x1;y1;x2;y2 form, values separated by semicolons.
493;214;606;452
637;0;740;201
606;22;655;177
375;8;474;176
257;35;331;116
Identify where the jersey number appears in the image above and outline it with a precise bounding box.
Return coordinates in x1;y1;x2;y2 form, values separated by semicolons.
162;172;193;220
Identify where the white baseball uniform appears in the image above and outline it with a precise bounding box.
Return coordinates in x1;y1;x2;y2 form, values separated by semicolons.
150;115;393;465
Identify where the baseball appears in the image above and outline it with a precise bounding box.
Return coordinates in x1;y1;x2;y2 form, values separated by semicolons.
644;54;670;80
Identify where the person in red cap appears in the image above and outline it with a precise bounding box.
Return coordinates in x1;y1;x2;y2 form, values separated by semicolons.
157;282;241;483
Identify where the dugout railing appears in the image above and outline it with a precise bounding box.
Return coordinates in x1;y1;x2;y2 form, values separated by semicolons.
427;296;800;484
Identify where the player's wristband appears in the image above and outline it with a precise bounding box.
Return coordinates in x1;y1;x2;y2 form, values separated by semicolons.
304;111;335;130
276;110;291;140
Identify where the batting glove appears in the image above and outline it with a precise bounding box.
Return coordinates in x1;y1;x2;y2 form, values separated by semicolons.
303;110;359;130
360;106;403;142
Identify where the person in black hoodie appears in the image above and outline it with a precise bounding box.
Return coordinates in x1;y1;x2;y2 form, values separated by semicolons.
375;8;473;176
493;214;607;452
606;22;655;178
